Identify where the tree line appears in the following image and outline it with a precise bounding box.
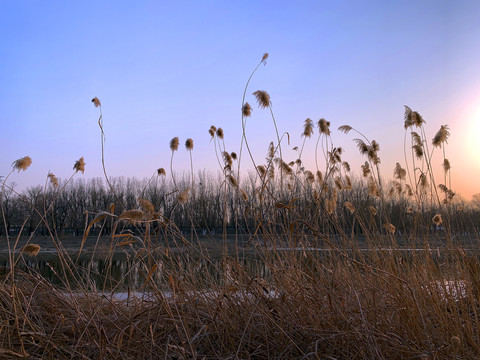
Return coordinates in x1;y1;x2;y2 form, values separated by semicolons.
1;170;479;239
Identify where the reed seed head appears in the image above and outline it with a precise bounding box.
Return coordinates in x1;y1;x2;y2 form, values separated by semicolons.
302;118;314;138
257;165;266;179
252;90;271;109
411;132;422;145
48;172;58;187
138;198;154;214
404;106;425;128
73;157;86;173
305;171;314;183
368;177;380;197
432;125;450;147
419;173;428;188
12;156;32;172
157;168;166;176
361;162;370;177
185;138;194;151
242;103;252;117
355;139;369;155
267;142;275;159
279;160;292;176
230;152;237;160
177;188;190;204
261;53;269;62
21;244;41;257
216;128;224;139
329;147;343;164
91;97;101;108
334;177;343;190
412;144;424;159
344;201;355;214
268;165;275;179
318;118;331;135
316;170;323;184
119;209;144;223
338;125;352;134
432;214;442;226
384;223;396;234
208;125;217;138
240;189;248;201
394;163;406;180
222;152;233;167
228;175;238;188
326;198;336;214
170;137;179;151
442;159;450;172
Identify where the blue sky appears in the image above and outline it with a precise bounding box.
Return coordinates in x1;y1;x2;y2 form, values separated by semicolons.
1;1;479;199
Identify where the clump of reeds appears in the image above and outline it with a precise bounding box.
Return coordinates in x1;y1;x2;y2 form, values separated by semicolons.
2;53;478;360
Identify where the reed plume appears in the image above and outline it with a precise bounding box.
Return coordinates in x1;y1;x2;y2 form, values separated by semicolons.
177;188;190;204
138;198;154;214
12;156;32;172
257;165;266;179
228;175;238;188
338;125;352;134
239;189;248;201
432;125;450;147
91;97;101;108
185;138;194;151
252;90;271;109
384;223;396;234
208;125;216;138
361;162;370;177
21;244;41;257
48;172;58;187
302;118;314;138
404;105;425;128
170;137;179;151
242;103;252;117
442;159;450;172
344;201;355;214
73;157;86;173
318;118;331;135
432;214;442;226
119;209;144;223
394;163;406;180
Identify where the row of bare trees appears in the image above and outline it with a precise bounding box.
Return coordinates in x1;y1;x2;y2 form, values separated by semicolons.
1;170;479;238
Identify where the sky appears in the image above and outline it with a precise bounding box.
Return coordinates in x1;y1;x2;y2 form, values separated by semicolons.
1;0;480;200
